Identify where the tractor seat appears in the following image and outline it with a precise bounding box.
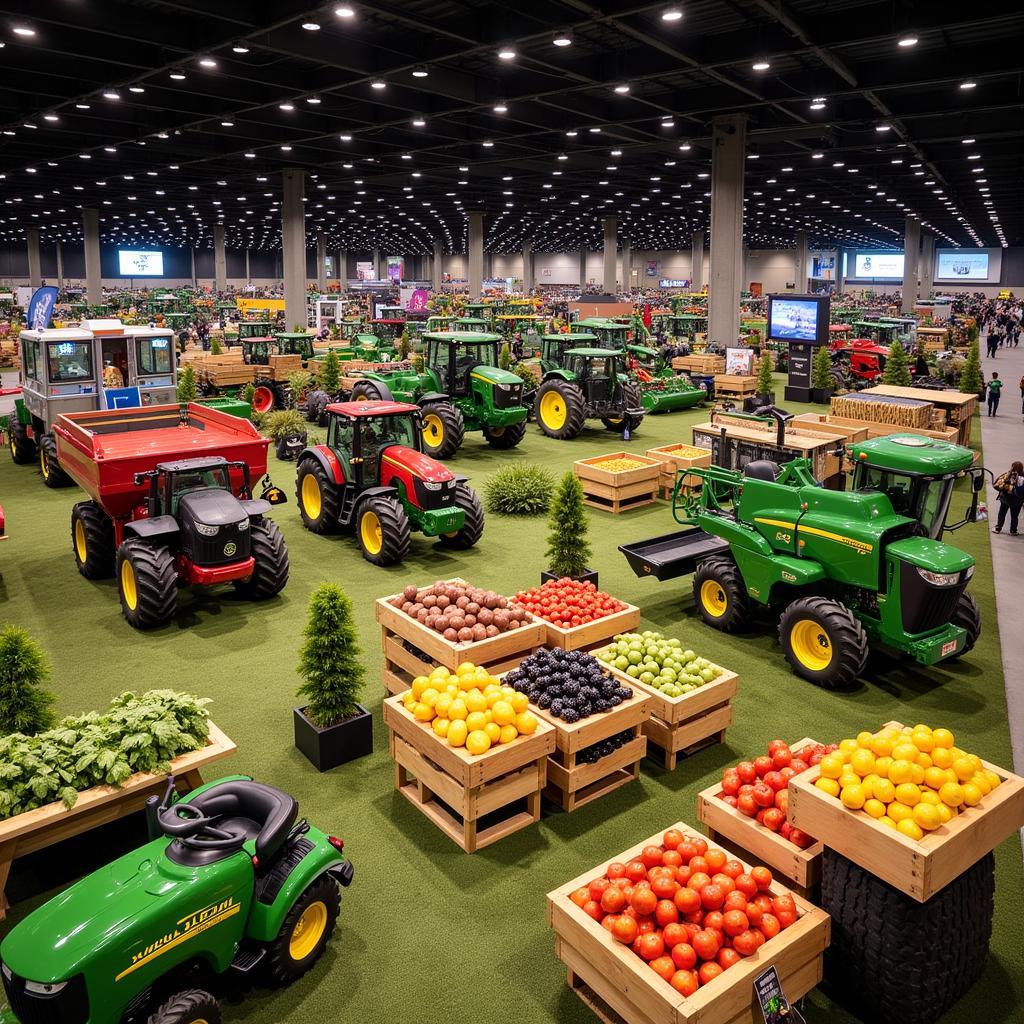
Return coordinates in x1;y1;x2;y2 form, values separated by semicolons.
186;780;298;863
743;460;781;482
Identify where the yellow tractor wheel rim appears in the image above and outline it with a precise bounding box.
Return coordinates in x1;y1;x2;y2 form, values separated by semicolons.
423;414;444;446
301;473;322;520
120;560;138;611
790;619;833;672
74;520;87;562
289;901;328;961
360;510;383;554
700;579;728;617
39;447;49;479
539;391;567;430
488;425;505;436
354;392;370;402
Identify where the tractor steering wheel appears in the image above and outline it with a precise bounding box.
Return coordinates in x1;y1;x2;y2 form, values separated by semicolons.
157;801;248;851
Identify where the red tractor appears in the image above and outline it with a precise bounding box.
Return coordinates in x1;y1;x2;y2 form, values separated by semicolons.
828;339;890;389
294;400;484;565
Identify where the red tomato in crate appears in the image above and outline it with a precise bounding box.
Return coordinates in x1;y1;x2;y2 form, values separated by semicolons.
611;915;638;944
650;956;675;982
670;970;699;996
699;962;724;985
638;933;665;961
671;942;697;970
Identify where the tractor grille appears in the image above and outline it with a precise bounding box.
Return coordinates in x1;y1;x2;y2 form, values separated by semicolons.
493;383;522;409
1;968;89;1024
899;561;969;635
184;520;251;567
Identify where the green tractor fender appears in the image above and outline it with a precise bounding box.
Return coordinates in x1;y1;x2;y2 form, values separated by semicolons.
417;390;450;405
731;546;827;605
541;368;576;384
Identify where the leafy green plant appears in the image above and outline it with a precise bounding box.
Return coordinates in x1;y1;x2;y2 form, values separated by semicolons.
292;322;307;333
499;342;512;370
755;351;774;395
0;626;55;736
545;471;592;577
411;352;424;373
483;464;555;516
176;363;198;403
241;381;256;407
260;409;306;440
811;344;833;392
512;361;539;389
397;329;412;361
297;584;365;727
329;322;342;341
209;336;222;356
959;340;983;395
286;369;315;405
0;690;210;819
882;341;912;386
318;349;342;395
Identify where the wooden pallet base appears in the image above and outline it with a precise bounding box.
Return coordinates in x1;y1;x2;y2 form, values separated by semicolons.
545;760;640;813
581;488;658;513
704;826;815;900
643;700;733;771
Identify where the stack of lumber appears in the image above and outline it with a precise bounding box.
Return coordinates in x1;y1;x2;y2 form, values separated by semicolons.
264;353;302;381
193;350;256;386
672;354;725;374
830;392;933;429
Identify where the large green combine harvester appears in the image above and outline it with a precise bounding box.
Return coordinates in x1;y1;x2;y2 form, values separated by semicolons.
621;425;982;689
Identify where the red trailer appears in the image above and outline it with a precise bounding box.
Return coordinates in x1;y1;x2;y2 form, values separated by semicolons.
54;402;288;629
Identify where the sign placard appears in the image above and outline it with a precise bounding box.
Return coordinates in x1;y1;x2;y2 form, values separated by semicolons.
784;341;813;403
726;347;755;375
754;965;805;1024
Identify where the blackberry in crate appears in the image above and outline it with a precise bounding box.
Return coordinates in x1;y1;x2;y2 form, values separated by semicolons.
509;648;631;722
578;729;634;765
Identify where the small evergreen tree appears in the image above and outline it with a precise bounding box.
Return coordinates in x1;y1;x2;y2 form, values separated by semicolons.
297;584;364;727
241;382;256;407
0;626;55;736
209;336;222;356
318;349;341;395
811;344;833;391
411;352;424;373
882;341;912;386
499;342;511;370
177;363;198;403
545;472;592;578
755;351;774;395
397;329;412;362
959;339;983;395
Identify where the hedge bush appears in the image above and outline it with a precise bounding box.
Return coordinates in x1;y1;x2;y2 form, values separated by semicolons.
483;464;555;515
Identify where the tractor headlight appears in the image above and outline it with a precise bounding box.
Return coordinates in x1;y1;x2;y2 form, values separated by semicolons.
24;980;67;995
497;383;510;391
194;522;220;537
916;566;962;588
423;481;443;491
237;518;249;530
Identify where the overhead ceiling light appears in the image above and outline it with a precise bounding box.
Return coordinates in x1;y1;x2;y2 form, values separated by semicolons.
198;57;218;68
335;4;355;16
897;35;918;47
221;120;234;127
302;22;321;30
565;129;577;136
76;102;91;108
412;65;429;77
412;115;426;126
339;133;351;140
552;29;573;46
662;8;683;21
959;80;976;90
306;96;321;104
752;59;770;71
482;139;494;147
370;78;386;89
961;137;975;144
170;70;186;80
103;90;120;100
875;124;891;132
614;83;630;93
12;26;35;36
43;113;59;122
280;145;292;151
232;44;250;53
279;102;294;111
661;119;675;128
497;47;516;60
244;151;256;158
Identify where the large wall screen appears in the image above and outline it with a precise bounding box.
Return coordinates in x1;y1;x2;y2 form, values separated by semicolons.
852;253;904;280
935;251;991;281
117;250;165;276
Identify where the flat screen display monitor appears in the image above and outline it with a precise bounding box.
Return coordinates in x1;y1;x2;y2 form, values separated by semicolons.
852;252;904;280
936;251;990;281
766;294;830;344
117;250;164;276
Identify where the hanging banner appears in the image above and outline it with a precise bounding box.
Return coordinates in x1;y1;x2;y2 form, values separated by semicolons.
386;256;404;282
401;287;430;312
356;261;375;281
645;260;659;277
27;286;59;330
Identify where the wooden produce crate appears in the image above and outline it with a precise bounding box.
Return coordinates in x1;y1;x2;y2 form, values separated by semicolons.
790;414;869;443
535;688;651;812
376;579;546;695
382;694;555;852
574;452;661;514
601;658;738;771
535;601;641;653
713;374;757;399
264;353;303;380
0;722;236;919
830;393;933;430
859;384;978;446
672;354;725;374
814;413;959;445
788;722;1024;903
697;737;825;897
547;822;831;1024
646;443;712;500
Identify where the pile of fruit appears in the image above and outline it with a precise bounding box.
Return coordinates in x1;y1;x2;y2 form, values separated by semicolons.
595;632;721;697
719;739;831;849
505;649;632;723
663;444;709;460
402;662;539;756
578;729;634;766
814;723;1002;841
514;578;627;629
594;457;649;472
569;829;797;995
390;581;531;642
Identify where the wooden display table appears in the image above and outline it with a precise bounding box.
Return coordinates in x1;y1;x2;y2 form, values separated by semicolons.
801;412;959;445
645;443;712;500
0;722;236;919
713;374;757;399
672;354;725;375
859;385;977;446
574;453;661;513
547;822;830;1024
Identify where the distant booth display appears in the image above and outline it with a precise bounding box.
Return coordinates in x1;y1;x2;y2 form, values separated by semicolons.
766;294;831;403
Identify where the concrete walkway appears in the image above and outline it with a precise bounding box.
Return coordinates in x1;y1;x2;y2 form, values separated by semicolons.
979;335;1024;777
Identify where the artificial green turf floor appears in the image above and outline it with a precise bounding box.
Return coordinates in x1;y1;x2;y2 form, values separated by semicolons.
1;382;1021;1024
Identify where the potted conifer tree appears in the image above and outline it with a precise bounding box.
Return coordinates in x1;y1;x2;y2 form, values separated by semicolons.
882;340;912;387
294;583;373;771
810;344;835;403
0;626;56;736
745;351;775;410
541;471;597;586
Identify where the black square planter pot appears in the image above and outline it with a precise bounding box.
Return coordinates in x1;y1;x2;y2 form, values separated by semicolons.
811;388;833;404
541;567;599;588
294;704;373;772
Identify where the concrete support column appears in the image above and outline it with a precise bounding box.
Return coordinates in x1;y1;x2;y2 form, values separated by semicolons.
920;234;935;298
191;248;197;289
835;248;845;294
26;229;42;289
602;216;617;294
82;208;101;304
691;230;705;290
794;230;809;292
708;113;747;347
579;247;587;288
316;233;327;292
245;248;251;285
902;217;920;313
468;212;484;300
621;239;632;293
372;248;382;280
338;250;346;286
483;250;493;282
212;224;226;293
432;238;443;291
55;239;64;289
281;167;307;328
522;239;533;292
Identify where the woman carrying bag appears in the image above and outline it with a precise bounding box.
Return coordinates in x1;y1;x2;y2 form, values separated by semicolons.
994;461;1024;536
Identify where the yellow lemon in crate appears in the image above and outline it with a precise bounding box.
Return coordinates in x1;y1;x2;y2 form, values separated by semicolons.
447;720;468;747
913;803;942;831
516;711;538;735
897;819;924;841
932;727;955;749
816;777;841;797
840;784;867;810
850;749;876;777
466;730;491;755
888;759;915;785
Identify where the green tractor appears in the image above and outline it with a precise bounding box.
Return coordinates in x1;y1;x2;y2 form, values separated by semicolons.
0;774;353;1024
347;332;528;459
621;426;983;689
534;345;645;440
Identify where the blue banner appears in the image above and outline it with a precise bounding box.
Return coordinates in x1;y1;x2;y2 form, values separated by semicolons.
27;286;59;330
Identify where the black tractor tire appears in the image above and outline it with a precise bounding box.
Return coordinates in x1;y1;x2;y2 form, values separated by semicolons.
304;389;330;423
355;494;410;566
419;401;465;460
821;848;994;1024
351;379;393;402
146;989;221;1024
692;555;752;633
9;423;36;465
116;540;177;629
295;460;342;534
947;591;981;658
235;518;289;599
482;420;527;449
264;874;340;987
271;381;292;410
778;595;869;689
38;433;73;488
71;501;115;579
438;482;485;550
534;380;586;440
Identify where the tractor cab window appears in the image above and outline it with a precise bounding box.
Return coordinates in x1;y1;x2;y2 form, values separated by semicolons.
244;341;270;365
136;336;172;375
358;415;417;481
916;477;956;540
22;340;40;381
167;465;231;515
452;343;491;393
46;341;94;382
856;466;950;534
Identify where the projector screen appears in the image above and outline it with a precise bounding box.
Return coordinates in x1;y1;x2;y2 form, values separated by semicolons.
767;295;830;344
853;253;905;280
936;251;990;281
117;250;164;276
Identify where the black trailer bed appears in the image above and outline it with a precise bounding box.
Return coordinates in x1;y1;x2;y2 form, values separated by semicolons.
619;527;729;581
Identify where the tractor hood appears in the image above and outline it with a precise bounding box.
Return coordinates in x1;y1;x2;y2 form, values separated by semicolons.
887;536;975;575
380;444;453;483
851;435;975;476
468;364;522;388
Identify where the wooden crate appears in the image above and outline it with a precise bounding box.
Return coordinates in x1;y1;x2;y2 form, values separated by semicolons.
830;393;934;430
815;414;960;445
789;414;869;443
535;602;641;652
573;450;661;512
535;687;651;812
697;737;825;897
673;354;725;374
646;443;712;500
547;822;831;1024
713;374;757;398
376;579;546;694
600;658;738;771
788;721;1024;903
0;722;236;919
859;384;978;446
382;695;555;852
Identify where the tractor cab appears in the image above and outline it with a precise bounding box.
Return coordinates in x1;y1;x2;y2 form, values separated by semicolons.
275;332;315;361
426;315;455;332
241;338;274;364
370;319;405;343
852;321;904;348
850;435;982;539
452;317;490;332
564;348;628;404
423;331;525;407
577;317;630;350
324;401;425;487
237;320;273;341
540;332;599;373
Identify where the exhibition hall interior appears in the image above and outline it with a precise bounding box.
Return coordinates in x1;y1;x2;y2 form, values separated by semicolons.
0;3;1022;1024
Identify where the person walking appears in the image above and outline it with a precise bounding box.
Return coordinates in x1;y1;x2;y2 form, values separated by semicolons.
986;329;1000;358
987;372;1003;416
994;461;1024;535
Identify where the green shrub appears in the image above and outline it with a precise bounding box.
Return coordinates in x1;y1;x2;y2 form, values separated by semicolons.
545;471;592;577
241;381;256;407
260;409;306;440
318;349;341;394
882;341;912;386
483;464;555;516
286;370;315;404
755;351;774;395
959;340;983;395
176;363;198;403
811;344;833;391
499;342;511;370
0;690;210;818
297;584;364;727
512;361;539;389
0;626;55;736
209;336;222;356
